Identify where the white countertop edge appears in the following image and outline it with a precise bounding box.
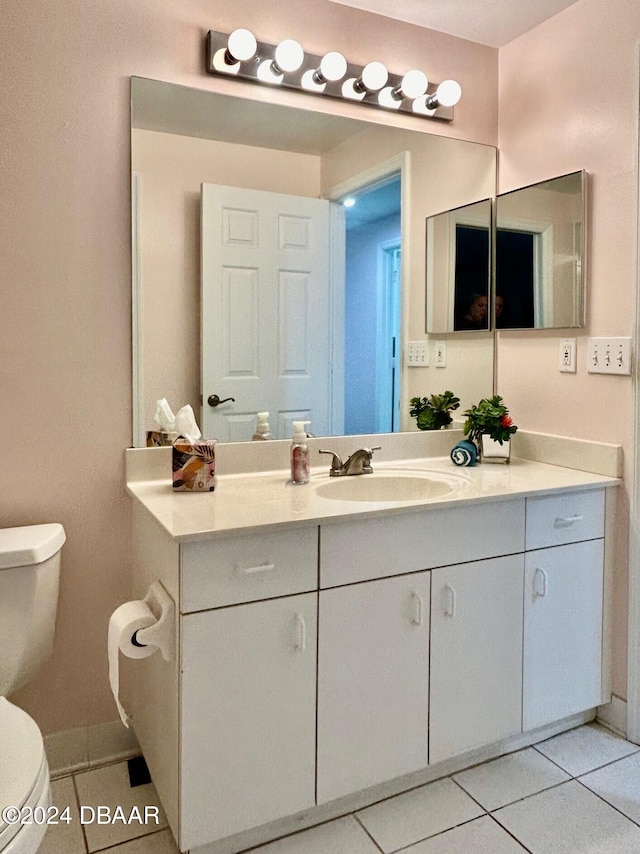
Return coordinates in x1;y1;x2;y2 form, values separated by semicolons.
127;456;620;543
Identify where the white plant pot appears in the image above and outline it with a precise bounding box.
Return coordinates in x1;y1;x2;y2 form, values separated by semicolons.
480;434;511;463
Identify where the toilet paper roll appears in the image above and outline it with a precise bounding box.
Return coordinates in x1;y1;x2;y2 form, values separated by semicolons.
108;600;156;727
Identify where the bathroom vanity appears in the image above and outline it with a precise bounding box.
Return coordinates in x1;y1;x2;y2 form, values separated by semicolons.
126;446;618;854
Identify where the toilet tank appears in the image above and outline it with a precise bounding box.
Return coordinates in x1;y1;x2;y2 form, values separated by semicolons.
0;524;65;697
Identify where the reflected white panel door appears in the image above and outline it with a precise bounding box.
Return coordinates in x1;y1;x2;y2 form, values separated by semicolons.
201;184;342;441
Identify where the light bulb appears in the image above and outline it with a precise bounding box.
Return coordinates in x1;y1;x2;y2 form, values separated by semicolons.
355;61;388;93
435;79;462;107
317;51;348;83
396;69;428;100
273;39;304;73
226;28;257;63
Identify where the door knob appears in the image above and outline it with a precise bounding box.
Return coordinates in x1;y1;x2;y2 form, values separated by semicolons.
207;394;236;407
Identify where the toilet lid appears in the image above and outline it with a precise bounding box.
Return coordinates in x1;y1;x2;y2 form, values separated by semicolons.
0;523;66;570
0;698;45;819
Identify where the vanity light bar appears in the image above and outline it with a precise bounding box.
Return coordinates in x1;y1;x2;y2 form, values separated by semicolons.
206;31;459;121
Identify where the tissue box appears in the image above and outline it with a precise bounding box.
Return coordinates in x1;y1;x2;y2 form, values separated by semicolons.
172;440;217;492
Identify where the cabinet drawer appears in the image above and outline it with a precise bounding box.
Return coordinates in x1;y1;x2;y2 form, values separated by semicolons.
320;500;525;587
525;489;604;551
180;527;318;612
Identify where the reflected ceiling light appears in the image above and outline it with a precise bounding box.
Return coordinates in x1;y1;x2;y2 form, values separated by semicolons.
343;197;356;208
425;79;462;109
206;31;460;122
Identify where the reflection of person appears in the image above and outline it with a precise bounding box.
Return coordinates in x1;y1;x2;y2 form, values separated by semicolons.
495;294;504;321
457;293;488;330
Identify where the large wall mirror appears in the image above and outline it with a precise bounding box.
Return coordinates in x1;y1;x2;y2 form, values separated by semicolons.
131;77;496;445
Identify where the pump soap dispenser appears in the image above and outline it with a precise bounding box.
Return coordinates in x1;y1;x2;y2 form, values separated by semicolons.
290;421;311;484
252;412;273;441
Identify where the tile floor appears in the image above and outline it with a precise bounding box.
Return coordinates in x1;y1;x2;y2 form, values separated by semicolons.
40;722;640;854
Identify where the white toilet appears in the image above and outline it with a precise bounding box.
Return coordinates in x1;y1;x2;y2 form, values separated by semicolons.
0;523;65;854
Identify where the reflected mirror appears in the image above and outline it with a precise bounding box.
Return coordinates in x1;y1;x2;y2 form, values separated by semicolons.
426;198;492;333
131;77;496;445
495;170;586;329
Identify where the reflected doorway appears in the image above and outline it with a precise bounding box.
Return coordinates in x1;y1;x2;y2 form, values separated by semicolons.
343;175;402;435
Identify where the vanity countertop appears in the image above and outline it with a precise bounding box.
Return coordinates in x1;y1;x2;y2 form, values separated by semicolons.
127;456;619;542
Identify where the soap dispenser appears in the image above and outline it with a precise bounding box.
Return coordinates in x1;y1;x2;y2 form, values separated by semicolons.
290;421;311;485
252;411;273;441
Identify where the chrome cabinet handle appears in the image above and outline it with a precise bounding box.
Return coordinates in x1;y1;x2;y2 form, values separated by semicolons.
411;592;424;626
554;514;583;528
236;562;275;576
444;584;456;618
534;567;548;598
294;614;306;652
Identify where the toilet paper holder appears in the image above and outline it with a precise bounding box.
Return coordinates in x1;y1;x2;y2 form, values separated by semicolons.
133;581;174;661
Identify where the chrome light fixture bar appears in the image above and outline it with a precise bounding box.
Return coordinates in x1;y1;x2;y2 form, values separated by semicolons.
206;30;460;121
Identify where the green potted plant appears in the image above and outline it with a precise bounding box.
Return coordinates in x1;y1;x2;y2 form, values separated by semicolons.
410;391;460;431
462;394;517;462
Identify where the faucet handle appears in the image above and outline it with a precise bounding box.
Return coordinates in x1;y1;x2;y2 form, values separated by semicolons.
319;449;343;471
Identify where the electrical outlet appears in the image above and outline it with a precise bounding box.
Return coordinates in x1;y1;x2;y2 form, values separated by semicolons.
434;340;446;368
559;338;576;373
587;337;632;375
407;341;428;367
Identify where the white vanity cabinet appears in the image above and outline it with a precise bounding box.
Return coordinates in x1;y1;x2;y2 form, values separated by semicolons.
429;555;524;764
128;472;612;854
317;572;431;803
523;490;605;730
176;526;319;850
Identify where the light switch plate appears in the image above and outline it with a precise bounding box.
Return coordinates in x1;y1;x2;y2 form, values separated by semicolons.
587;337;631;375
407;341;428;367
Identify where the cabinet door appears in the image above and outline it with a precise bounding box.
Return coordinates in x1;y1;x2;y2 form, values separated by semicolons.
430;556;524;764
317;573;431;803
523;540;604;730
180;593;317;850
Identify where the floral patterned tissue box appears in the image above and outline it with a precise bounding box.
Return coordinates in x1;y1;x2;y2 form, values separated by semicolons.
172;440;217;491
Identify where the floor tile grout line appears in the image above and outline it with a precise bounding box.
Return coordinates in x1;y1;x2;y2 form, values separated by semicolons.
533;742;640;780
90;826;174;853
382;815;494;853
485;812;534;854
70;772;90;854
352;812;386;853
448;774;490;814
489;777;575;815
573;775;640;830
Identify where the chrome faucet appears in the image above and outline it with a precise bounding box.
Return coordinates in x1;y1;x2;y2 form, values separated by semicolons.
319;446;381;477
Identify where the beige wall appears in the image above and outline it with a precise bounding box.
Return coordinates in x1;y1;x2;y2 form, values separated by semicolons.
497;0;640;697
2;0;497;733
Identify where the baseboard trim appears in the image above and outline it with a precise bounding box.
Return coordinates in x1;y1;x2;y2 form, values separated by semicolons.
597;695;628;738
44;720;140;779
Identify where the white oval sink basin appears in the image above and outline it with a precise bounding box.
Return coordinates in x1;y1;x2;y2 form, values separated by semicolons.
315;473;455;503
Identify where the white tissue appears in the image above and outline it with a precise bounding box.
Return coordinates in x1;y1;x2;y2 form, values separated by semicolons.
107;582;175;728
154;398;176;433
174;404;202;444
108;600;156;727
